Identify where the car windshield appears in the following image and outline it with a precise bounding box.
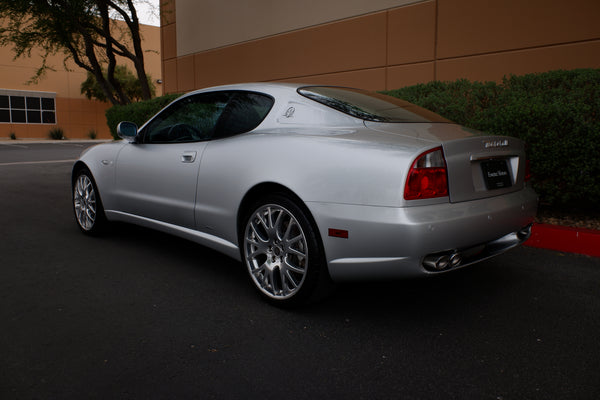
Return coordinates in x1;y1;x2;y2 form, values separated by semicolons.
298;86;450;123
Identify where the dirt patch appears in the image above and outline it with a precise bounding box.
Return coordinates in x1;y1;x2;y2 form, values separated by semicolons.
536;208;600;231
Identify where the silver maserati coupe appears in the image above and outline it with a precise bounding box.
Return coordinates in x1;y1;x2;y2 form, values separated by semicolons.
72;83;537;305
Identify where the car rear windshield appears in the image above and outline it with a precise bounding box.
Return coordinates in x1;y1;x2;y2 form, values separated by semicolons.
298;86;450;123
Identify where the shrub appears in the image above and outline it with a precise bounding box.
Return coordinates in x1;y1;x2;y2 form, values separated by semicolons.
383;69;600;211
88;129;97;139
105;93;181;139
48;127;66;140
9;132;16;140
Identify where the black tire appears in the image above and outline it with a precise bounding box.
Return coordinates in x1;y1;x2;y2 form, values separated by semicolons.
72;168;108;235
241;193;332;306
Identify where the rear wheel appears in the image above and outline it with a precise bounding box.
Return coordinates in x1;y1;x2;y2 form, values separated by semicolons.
73;169;107;235
242;194;331;306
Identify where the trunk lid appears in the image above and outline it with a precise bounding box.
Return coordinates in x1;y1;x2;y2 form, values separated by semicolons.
442;134;527;203
365;122;528;203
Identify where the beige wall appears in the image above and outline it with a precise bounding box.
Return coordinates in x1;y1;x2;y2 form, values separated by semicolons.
161;0;600;93
176;0;421;56
0;22;162;139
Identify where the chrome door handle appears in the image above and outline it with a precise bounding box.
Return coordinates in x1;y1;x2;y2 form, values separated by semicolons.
181;151;197;163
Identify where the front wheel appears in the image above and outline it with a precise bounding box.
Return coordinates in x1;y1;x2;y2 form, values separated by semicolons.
242;194;331;306
73;168;107;235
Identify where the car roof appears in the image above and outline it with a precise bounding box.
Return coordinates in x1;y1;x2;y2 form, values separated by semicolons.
184;82;305;97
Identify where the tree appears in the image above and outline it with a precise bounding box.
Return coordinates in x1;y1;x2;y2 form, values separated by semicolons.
0;0;155;105
81;64;155;102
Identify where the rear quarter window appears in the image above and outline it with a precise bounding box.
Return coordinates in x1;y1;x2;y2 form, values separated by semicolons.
213;92;274;139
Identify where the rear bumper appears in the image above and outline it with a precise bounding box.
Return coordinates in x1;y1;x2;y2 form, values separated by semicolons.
420;223;532;272
306;186;538;281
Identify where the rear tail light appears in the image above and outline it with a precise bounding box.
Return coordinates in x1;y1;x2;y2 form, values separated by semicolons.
404;147;449;200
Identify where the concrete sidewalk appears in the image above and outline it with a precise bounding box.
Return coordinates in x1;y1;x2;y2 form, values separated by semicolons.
0;139;113;144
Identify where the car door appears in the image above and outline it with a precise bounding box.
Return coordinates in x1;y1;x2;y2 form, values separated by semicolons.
113;92;230;229
193;91;275;238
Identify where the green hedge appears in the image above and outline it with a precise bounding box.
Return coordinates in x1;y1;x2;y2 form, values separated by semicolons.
383;69;600;210
105;93;182;139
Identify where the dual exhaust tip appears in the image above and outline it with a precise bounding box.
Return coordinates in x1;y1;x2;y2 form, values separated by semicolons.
422;224;533;272
423;252;462;272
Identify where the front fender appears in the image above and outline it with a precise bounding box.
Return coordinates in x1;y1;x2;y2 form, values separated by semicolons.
73;141;127;211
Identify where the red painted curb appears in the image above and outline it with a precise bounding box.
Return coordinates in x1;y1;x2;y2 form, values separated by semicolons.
524;223;600;257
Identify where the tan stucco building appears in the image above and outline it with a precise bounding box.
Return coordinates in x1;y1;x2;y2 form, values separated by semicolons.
0;22;161;140
160;0;599;93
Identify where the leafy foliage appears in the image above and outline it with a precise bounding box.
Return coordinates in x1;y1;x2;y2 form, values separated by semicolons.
81;65;155;103
48;127;66;140
105;93;182;138
383;69;600;210
87;129;98;139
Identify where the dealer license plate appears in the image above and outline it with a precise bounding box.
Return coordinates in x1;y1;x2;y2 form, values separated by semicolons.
481;159;512;190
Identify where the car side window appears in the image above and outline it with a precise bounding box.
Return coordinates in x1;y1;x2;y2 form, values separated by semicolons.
213;92;274;139
141;92;230;144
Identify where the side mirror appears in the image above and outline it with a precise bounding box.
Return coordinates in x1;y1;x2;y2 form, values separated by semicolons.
117;121;138;142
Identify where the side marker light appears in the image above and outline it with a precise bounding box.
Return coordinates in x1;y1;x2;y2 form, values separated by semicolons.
328;228;349;239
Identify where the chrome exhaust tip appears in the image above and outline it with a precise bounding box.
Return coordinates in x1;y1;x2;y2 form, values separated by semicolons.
423;251;462;272
517;224;533;241
423;255;447;271
450;252;462;267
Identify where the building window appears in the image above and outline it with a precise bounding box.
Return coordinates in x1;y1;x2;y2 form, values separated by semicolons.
0;90;56;124
0;95;10;123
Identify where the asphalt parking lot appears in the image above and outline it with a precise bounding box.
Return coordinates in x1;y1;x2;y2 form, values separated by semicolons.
1;142;600;399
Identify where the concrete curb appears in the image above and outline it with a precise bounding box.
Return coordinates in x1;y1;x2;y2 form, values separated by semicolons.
524;223;600;257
